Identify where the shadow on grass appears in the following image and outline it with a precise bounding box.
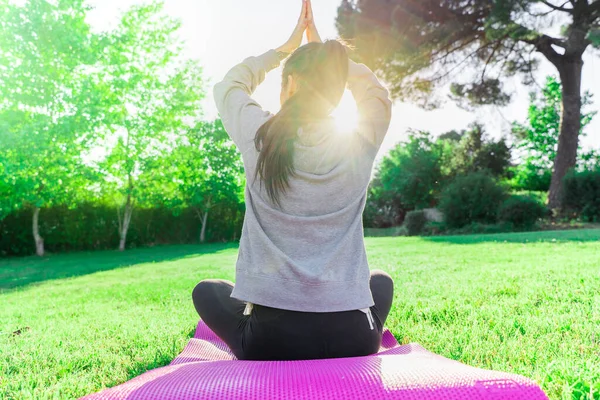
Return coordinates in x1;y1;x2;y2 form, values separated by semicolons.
423;228;600;245
122;325;198;383
0;243;238;291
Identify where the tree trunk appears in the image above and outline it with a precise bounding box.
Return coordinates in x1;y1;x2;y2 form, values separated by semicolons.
200;210;208;243
548;58;583;210
32;207;44;257
118;193;133;251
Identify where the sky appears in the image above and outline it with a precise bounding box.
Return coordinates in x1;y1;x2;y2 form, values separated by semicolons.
86;0;600;159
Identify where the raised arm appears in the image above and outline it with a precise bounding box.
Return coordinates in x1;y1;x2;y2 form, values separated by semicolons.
213;52;283;153
213;0;310;154
304;0;392;148
347;61;393;149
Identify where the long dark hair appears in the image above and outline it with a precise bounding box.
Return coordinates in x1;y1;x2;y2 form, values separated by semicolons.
254;40;349;206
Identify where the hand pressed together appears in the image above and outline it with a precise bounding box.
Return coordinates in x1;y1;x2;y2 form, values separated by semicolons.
276;0;322;55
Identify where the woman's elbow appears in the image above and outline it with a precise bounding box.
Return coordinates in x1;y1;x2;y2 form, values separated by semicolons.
213;81;228;111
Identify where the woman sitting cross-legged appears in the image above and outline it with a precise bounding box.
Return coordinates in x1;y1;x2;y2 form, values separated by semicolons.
193;0;394;361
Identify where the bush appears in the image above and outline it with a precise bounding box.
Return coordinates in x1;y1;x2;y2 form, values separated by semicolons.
450;222;515;235
508;162;552;192
404;210;428;236
422;221;446;236
439;172;507;229
363;179;406;228
563;169;600;222
499;195;547;228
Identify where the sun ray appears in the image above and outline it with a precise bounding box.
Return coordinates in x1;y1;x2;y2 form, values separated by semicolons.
332;90;359;134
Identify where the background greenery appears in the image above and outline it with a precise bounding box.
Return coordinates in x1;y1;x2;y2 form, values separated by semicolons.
1;0;600;257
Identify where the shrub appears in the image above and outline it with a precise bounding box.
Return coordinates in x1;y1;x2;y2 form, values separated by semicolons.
363;178;406;228
508;162;552;192
404;210;428;236
450;222;515;235
499;195;547;228
422;221;446;236
562;169;600;222
439;172;507;229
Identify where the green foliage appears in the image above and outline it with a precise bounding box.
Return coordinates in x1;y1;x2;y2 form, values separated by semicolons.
438;124;511;178
0;0;211;254
403;210;428;236
508;162;552;192
442;222;516;236
95;2;205;249
450;80;511;109
510;76;597;191
513;77;563;164
366;126;512;229
0;0;101;231
363;178;405;228
511;190;548;205
164;120;244;242
439;172;507;229
378;131;443;210
499;195;547;229
0;204;244;257
562;169;600;222
589;27;600;48
579;149;600;171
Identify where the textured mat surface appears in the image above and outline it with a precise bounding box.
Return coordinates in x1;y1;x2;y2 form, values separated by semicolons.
81;321;548;399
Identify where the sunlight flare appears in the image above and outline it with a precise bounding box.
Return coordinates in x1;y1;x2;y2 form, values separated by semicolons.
332;90;359;134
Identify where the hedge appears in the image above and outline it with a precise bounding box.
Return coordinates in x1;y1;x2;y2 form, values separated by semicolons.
563;169;600;222
0;203;244;257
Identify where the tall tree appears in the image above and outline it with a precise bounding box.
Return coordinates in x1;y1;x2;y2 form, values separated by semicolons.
511;76;596;191
165;120;244;243
337;0;600;208
0;0;101;256
97;2;204;251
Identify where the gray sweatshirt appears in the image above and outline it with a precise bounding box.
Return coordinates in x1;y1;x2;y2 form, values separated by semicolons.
213;50;392;313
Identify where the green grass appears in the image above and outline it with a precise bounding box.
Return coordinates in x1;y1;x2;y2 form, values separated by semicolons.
1;231;600;399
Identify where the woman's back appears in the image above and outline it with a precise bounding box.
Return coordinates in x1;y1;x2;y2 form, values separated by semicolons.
234;118;379;312
213;50;391;312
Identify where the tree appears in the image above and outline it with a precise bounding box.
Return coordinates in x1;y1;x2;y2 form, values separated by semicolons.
436;123;511;180
378;131;444;211
511;76;596;191
438;124;512;178
0;0;101;256
165;120;244;243
337;0;600;208
96;2;204;251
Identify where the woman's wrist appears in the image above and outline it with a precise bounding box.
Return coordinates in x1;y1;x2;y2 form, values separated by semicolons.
275;45;293;55
275;50;290;61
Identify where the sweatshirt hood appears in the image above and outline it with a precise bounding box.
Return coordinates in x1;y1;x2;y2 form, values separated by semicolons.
293;118;352;175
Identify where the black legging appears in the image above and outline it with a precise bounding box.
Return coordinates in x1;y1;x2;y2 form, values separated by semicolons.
192;270;394;361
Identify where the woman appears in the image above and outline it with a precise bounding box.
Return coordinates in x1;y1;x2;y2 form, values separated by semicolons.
193;0;393;361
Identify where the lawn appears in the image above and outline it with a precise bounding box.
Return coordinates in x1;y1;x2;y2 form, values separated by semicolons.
1;230;599;400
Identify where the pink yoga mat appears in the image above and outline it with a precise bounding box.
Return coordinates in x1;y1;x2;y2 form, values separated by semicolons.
82;321;548;399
